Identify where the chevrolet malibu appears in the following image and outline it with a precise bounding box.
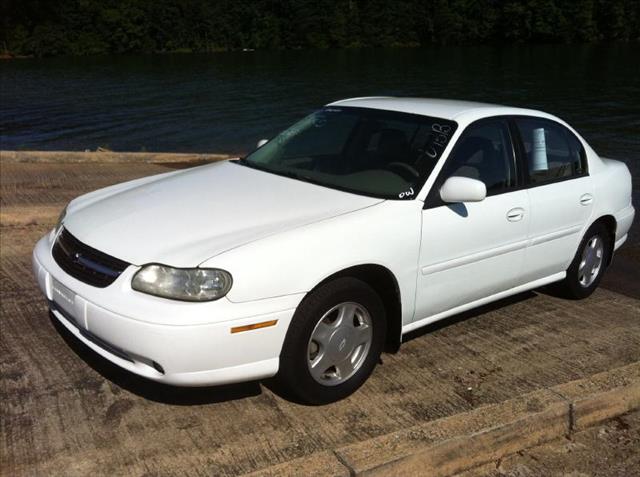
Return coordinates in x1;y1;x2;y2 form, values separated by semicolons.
33;98;635;404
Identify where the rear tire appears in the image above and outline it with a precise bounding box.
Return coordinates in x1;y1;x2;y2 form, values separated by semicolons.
276;277;386;405
554;222;611;299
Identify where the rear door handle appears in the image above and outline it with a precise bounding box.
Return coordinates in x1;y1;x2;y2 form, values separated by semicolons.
580;193;594;206
507;207;525;222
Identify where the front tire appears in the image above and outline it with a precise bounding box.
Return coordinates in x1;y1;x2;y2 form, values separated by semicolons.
276;277;386;404
555;222;611;299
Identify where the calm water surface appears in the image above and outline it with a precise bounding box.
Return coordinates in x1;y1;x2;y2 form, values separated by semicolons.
1;46;638;168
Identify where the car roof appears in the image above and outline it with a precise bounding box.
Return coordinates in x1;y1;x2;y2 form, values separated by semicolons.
327;97;558;125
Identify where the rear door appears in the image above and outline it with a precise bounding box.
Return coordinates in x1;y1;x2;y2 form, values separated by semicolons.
512;117;593;283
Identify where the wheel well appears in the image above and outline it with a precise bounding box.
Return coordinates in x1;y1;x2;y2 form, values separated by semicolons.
590;215;616;265
315;265;402;353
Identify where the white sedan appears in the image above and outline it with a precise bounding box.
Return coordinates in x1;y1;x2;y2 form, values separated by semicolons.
33;98;635;404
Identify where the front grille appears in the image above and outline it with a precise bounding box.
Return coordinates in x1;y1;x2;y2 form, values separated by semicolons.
52;228;129;287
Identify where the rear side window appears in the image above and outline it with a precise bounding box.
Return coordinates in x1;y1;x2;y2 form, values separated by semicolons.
515;118;586;184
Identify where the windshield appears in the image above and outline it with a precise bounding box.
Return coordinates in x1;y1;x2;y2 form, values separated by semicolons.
237;107;457;199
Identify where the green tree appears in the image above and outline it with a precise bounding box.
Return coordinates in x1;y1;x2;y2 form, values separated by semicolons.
2;0;638;57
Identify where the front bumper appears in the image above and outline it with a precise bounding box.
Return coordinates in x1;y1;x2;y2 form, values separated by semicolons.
33;234;301;386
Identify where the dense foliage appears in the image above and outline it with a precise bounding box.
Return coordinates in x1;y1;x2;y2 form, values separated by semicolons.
2;0;639;57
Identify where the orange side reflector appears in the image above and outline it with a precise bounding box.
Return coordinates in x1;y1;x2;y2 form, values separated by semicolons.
230;319;278;334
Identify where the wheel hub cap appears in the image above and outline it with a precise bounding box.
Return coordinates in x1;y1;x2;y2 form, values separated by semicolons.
578;235;604;288
307;302;373;386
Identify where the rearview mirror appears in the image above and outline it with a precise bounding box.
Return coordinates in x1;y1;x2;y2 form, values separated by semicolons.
256;139;269;148
439;176;486;203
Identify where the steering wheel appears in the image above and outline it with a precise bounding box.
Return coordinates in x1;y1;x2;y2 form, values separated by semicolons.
386;162;420;181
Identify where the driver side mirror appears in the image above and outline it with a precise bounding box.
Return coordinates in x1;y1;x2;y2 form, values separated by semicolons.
256;139;269;148
439;176;486;203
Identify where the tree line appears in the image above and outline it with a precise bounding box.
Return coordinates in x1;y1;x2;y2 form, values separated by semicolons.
2;0;639;57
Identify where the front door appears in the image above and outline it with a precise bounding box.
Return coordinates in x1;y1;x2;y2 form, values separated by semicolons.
414;118;530;324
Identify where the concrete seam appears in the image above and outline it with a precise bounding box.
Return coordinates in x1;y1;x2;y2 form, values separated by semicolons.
546;387;574;434
568;401;576;432
332;449;356;477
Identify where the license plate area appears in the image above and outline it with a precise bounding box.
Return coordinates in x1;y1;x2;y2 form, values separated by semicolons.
51;278;78;321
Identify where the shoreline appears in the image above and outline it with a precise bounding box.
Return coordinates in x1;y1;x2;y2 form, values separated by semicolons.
0;150;235;164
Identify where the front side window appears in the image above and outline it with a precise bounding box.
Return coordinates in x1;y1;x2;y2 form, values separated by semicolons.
439;119;516;195
238;107;457;199
515;117;586;184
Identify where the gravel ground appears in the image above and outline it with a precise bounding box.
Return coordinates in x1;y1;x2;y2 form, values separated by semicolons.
1;160;638;476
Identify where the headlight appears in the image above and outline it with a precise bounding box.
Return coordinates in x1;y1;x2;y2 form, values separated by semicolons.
54;205;67;236
132;264;232;302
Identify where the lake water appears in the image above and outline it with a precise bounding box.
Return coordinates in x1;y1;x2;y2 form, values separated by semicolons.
1;46;638;167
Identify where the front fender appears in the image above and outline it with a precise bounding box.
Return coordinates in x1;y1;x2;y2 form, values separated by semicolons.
202;200;423;325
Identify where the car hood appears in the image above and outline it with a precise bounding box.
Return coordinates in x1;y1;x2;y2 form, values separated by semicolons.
64;160;383;266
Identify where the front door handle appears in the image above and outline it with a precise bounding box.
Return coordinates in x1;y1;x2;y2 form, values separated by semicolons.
507;207;525;222
580;193;594;206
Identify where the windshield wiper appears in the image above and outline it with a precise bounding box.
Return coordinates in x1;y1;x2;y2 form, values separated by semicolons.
272;169;312;182
234;159;311;181
233;157;266;171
